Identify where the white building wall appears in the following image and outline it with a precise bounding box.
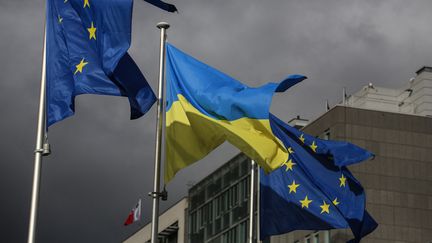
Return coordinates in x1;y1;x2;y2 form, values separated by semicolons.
345;67;432;116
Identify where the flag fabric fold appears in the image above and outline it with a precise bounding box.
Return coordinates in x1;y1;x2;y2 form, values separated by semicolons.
124;199;141;226
260;114;377;242
46;0;157;127
164;43;306;182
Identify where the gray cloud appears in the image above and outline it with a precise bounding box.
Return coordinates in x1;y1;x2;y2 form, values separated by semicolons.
1;0;432;242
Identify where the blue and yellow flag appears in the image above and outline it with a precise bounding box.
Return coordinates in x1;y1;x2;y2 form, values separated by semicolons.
46;0;175;126
260;114;377;242
165;44;306;182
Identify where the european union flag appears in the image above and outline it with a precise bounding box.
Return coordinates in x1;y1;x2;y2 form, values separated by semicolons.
46;0;177;126
260;114;377;242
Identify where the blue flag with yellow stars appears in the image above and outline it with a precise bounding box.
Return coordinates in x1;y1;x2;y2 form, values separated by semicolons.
260;114;377;242
46;0;177;126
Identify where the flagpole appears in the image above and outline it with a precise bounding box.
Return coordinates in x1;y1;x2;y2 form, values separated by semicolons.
149;22;169;243
248;160;256;243
27;25;49;243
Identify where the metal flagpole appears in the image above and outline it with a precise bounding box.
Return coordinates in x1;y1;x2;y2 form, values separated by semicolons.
28;24;50;243
149;22;169;243
248;160;256;243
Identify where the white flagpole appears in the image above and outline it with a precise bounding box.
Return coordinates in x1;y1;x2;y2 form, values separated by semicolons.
248;160;256;243
27;24;50;243
149;22;169;243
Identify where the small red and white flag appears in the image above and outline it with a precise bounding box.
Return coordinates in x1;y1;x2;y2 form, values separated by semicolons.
124;199;141;226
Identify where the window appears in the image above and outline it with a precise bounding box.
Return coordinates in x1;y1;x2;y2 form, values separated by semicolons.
214;195;224;218
208;201;213;222
200;206;205;227
238;221;247;243
222;227;237;243
239;178;249;201
190;212;197;234
230;184;239;207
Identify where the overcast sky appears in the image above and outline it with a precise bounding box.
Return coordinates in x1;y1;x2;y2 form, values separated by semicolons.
1;0;432;242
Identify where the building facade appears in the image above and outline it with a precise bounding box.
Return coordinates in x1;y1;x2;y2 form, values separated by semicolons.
187;153;255;243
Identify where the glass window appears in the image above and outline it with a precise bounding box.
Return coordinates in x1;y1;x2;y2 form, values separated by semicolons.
190;212;197;234
215;196;221;217
238;221;246;243
200;207;205;227
240;157;250;175
240;178;249;201
239;180;244;202
219;190;230;212
231;184;239;207
197;209;202;229
208;201;213;222
222;227;238;243
231;227;237;243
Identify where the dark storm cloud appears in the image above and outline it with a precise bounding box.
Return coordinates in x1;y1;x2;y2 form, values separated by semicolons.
1;0;432;242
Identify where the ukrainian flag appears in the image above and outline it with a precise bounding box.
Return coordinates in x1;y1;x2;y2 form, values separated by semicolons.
165;44;306;182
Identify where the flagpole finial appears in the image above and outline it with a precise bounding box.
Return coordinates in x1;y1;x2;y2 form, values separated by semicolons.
157;22;170;29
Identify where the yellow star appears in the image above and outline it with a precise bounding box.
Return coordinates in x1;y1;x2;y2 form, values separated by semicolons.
287;180;300;194
320;201;330;214
74;58;88;75
300;195;312;208
299;134;305;143
288;147;294;154
339;174;346;187
58;15;63;23
87;22;97;40
310;141;318;152
83;0;90;8
282;159;296;171
332;198;340;206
